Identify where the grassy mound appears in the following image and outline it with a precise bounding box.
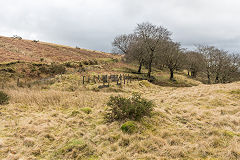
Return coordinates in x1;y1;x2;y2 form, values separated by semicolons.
121;121;137;134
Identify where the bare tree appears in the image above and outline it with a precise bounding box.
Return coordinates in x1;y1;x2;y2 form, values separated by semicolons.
134;22;171;78
112;34;146;73
185;51;205;78
126;38;147;73
112;34;135;54
197;45;240;83
158;41;184;80
212;49;228;83
219;53;240;83
197;45;216;84
112;23;239;84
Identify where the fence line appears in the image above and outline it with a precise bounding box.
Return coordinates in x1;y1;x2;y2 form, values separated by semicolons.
82;74;132;86
15;74;134;87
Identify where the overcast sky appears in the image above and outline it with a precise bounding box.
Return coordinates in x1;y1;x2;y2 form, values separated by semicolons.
0;0;240;53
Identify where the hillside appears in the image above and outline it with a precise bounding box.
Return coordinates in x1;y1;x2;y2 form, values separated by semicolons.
0;35;239;160
0;35;203;89
0;36;116;63
0;77;239;159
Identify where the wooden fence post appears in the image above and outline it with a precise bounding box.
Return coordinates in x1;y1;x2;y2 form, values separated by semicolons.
83;76;85;84
120;74;122;85
117;75;119;85
98;75;100;82
17;78;20;87
93;76;96;84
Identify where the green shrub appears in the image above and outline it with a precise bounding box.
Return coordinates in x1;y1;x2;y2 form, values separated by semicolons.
81;107;92;114
121;121;137;133
105;93;154;122
0;91;9;105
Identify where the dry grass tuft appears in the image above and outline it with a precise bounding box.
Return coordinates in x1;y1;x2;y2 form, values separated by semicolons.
0;80;239;159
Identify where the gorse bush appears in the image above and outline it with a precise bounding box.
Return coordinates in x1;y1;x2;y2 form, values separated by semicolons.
0;91;9;105
105;93;154;122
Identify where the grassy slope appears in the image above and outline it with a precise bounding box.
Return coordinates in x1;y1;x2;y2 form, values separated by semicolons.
0;35;200;88
0;76;239;160
0;36;117;63
0;36;239;159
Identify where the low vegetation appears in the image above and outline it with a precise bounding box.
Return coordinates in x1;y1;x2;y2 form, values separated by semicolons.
0;91;9;105
105;93;154;122
54;139;95;159
0;33;239;160
0;80;239;159
120;121;137;134
230;89;240;95
81;107;92;114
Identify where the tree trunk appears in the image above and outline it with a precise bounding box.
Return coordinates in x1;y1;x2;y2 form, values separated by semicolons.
170;69;174;80
138;61;143;73
207;73;211;84
147;62;152;78
147;52;154;78
215;75;219;83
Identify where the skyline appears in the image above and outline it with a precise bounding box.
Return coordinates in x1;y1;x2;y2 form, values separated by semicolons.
1;0;240;53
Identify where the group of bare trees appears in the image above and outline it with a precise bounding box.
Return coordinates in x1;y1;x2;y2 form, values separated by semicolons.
112;22;240;83
188;45;240;83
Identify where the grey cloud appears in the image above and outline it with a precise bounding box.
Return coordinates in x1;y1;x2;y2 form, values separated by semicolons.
0;0;240;52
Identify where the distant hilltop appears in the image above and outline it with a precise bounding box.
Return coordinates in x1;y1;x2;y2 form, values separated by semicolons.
0;35;115;63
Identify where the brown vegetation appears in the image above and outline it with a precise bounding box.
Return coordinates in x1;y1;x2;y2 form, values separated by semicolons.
0;77;239;159
0;36;116;63
0;33;239;159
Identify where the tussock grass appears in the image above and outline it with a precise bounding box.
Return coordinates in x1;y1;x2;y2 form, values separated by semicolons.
0;80;239;159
